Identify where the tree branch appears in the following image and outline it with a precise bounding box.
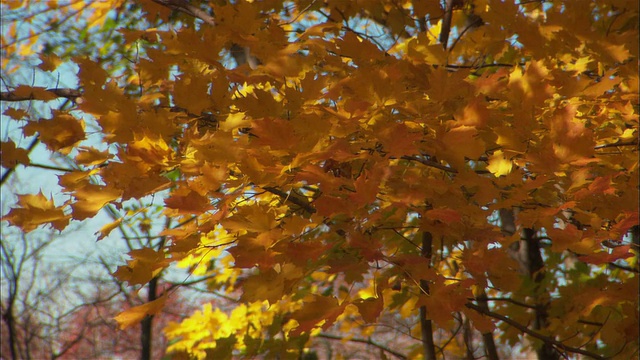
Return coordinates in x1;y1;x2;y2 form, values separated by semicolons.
262;186;317;214
594;139;639;150
401;155;458;173
420;231;437;360
0;88;82;102
465;302;606;360
151;0;216;26
439;0;457;50
317;333;407;360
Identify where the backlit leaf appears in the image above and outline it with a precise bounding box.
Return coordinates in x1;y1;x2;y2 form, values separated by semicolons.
486;150;513;177
1;192;70;232
114;294;167;329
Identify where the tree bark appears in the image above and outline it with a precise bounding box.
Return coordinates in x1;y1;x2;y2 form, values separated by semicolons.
140;276;158;360
499;209;559;360
419;231;437;360
476;292;499;360
439;0;463;49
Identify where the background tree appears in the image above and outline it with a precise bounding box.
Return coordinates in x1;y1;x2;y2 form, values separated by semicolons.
2;0;638;359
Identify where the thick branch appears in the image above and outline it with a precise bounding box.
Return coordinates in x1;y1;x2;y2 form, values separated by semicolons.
419;231;437;360
262;186;317;214
475;292;499;360
0;88;81;102
439;0;458;49
151;0;216;26
594;139;639;149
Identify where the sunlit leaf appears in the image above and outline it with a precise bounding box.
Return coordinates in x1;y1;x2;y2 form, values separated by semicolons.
1;192;70;232
114;294;167;329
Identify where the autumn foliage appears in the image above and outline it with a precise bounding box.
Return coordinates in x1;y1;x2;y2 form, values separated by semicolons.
1;0;638;359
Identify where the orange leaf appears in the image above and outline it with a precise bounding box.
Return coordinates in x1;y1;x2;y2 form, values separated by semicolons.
3;107;28;120
240;268;285;303
425;208;462;224
354;297;384;323
547;224;583;253
377;122;421;157
58;170;93;190
582;70;622;97
113;260;155;286
75;147;112;166
612;211;639;239
1;192;70;232
164;187;214;214
22;112;85;154
113;248;166;285
1;140;30;168
464;306;495;333
114;294;167;329
127;134;171;167
95;218;122;241
39;53;63;72
438;125;486;168
415;279;474;327
11;85;57;101
251;117;298;150
71;184;122;220
550;105;595;163
290;295;346;336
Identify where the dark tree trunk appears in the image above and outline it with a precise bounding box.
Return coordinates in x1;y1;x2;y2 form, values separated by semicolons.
140;276;158;360
476;292;499;360
500;209;559;360
419;231;437;360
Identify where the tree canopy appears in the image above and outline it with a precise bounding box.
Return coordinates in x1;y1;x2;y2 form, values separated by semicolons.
1;0;638;359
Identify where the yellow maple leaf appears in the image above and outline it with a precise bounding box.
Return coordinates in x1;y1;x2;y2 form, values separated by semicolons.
75;146;112;166
95;217;122;241
486;150;513;177
128;134;171;167
113;248;167;285
71;184;122;220
240;269;285;304
438;125;486;168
